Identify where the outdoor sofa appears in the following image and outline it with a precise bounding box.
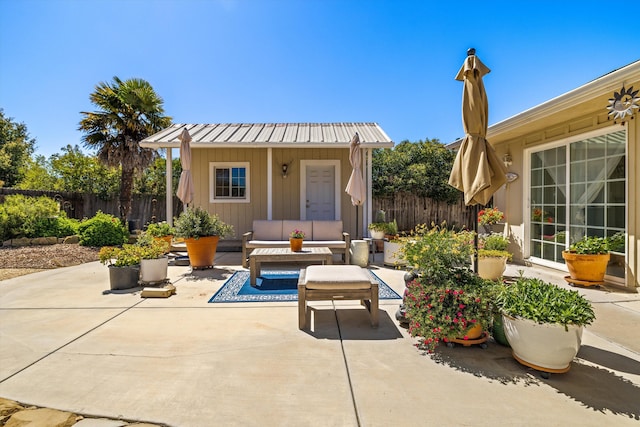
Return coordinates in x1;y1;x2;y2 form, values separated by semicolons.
242;220;350;267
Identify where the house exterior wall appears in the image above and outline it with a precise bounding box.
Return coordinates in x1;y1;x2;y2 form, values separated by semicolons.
491;98;639;291
189;147;356;238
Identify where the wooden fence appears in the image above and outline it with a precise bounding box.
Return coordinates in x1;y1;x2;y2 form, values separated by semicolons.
2;189;473;233
373;193;474;232
0;189;183;228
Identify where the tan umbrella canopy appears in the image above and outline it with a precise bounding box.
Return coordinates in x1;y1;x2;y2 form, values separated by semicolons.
176;128;194;207
345;132;366;238
448;49;507;206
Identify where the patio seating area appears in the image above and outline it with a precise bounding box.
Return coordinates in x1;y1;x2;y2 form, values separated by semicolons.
0;251;639;426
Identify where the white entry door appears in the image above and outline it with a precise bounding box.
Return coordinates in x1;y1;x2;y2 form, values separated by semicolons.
301;160;341;220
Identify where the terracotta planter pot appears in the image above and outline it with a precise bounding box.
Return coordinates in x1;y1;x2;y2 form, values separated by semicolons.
465;323;483;340
154;236;173;254
562;251;610;282
289;238;303;252
185;236;220;268
502;314;583;373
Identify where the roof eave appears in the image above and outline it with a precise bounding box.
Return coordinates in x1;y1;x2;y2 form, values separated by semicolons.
487;60;640;140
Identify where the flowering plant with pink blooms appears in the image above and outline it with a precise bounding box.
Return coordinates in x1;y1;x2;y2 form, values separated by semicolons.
289;229;306;239
405;269;493;353
401;223;493;353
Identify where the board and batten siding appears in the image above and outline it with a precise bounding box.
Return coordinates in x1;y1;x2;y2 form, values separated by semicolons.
189;146;356;238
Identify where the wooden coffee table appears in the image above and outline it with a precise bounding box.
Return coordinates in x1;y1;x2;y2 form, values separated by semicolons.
249;247;333;286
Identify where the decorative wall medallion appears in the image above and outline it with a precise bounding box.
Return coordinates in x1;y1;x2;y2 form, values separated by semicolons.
607;86;639;121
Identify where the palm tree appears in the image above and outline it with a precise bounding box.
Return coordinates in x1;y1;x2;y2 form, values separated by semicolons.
79;76;172;224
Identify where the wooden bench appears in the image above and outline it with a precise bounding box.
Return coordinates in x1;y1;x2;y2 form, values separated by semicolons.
297;265;379;329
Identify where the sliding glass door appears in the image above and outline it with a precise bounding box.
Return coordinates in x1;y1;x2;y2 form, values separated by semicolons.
529;130;626;280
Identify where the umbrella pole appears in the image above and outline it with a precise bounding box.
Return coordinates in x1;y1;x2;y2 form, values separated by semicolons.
356;205;359;240
473;204;479;273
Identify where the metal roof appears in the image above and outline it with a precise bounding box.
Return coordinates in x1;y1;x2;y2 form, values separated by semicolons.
140;123;394;149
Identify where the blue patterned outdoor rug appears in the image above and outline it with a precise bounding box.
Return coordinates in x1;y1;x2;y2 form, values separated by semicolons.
209;269;402;303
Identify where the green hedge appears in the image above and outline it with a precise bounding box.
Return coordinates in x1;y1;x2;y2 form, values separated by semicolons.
0;194;79;241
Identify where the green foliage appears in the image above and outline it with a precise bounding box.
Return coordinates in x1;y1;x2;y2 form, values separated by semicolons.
133;157;182;195
17;146;121;199
99;244;141;267
0;109;36;187
372;139;460;203
568;235;609;255
0;194;77;240
495;276;595;327
77;211;128;247
607;231;625;253
400;223;474;280
174;206;234;239
134;232;169;259
480;233;508;251
145;221;175;237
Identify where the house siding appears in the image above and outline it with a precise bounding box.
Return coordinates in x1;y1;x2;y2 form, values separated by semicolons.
190;147;355;238
490;86;639;291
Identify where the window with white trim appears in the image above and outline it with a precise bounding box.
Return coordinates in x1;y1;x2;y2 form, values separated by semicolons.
209;162;250;203
529;129;626;279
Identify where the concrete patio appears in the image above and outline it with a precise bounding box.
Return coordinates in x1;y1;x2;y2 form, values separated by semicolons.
0;251;639;426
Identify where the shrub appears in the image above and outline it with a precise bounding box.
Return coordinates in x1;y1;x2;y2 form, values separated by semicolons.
0;194;77;240
78;212;128;247
145;221;175;237
174;206;234;239
400;223;473;280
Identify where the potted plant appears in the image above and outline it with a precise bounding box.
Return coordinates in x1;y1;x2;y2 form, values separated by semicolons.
136;232;170;284
562;235;610;284
383;221;406;266
289;229;305;252
478;206;504;234
474;233;512;280
495;276;596;376
401;223;493;352
99;244;141;290
145;221;175;253
368;210;388;239
174;206;234;269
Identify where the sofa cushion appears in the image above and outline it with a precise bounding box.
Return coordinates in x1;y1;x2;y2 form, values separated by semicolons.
312;220;344;241
253;220;283;240
302;265;375;290
282;220;313;240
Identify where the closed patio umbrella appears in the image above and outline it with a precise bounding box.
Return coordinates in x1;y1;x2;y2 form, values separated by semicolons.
176;128;194;208
448;49;507;270
345;132;366;239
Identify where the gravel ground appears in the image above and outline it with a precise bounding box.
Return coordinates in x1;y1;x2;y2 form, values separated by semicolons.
0;244;100;281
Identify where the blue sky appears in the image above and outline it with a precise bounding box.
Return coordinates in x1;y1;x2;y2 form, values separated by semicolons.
1;0;639;158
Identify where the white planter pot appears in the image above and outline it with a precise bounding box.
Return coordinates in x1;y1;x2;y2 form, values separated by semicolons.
475;256;507;280
140;256;169;284
502;314;584;373
369;230;385;240
384;241;407;267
